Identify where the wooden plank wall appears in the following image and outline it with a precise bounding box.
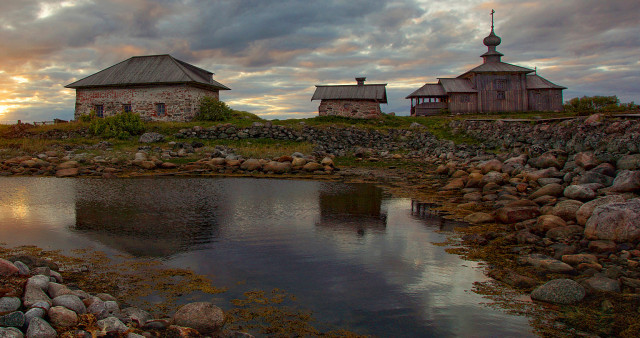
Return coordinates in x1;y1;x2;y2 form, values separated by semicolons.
528;89;564;111
449;94;478;113
474;74;528;112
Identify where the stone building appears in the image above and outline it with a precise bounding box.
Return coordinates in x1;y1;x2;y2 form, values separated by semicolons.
66;54;230;121
407;11;565;116
312;77;387;119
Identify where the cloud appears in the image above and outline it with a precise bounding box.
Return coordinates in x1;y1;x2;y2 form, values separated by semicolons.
0;0;638;122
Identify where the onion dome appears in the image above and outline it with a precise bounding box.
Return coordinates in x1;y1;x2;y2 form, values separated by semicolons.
483;28;501;47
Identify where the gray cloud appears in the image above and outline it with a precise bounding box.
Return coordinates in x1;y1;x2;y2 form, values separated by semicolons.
0;0;638;123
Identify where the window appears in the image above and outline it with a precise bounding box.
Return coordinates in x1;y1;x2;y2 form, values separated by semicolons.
461;94;470;103
496;79;506;90
95;105;104;118
156;103;166;116
497;91;506;100
123;104;132;113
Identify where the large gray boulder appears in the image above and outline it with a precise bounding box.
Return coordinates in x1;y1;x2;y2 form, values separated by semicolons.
530;279;586;304
584;198;640;242
26;317;56;338
138;132;165;143
52;294;86;315
576;195;625;226
172;302;225;336
609;170;640;192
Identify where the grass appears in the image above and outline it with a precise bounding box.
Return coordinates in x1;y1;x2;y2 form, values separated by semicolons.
187;138;315;159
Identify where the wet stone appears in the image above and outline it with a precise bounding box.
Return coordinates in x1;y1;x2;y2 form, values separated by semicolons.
24;308;45;326
585;274;621;293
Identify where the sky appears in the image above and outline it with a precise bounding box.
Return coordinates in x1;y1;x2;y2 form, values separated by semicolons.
0;0;638;123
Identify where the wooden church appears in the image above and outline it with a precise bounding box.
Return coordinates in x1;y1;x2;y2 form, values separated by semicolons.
407;11;566;116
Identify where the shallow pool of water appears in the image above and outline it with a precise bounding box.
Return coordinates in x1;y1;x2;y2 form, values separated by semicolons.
0;177;534;337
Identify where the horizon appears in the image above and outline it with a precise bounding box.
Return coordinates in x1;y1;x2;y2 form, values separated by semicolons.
0;0;638;123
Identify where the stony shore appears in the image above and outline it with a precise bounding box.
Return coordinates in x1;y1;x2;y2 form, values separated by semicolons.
1;113;640;336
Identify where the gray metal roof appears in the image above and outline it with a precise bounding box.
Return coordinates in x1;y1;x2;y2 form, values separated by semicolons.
439;78;477;93
405;83;447;98
459;61;534;77
526;74;566;89
312;84;387;103
65;54;230;90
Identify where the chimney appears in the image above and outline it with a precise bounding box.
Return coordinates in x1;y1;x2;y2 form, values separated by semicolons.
355;77;366;86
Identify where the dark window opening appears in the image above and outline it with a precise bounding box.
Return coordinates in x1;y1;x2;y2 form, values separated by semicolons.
497;91;506;100
123;104;132;113
496;79;506;90
156;103;166;116
95;105;104;118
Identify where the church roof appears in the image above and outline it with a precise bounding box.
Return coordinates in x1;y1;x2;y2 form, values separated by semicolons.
405;84;447;98
526;74;567;89
459;61;534;78
312;84;387;103
439;78;477;93
66;54;230;90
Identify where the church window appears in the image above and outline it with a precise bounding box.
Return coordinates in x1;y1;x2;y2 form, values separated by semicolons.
497;91;506;100
496;79;506;90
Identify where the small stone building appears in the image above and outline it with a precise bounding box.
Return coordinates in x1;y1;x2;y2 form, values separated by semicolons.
407;12;565;116
312;77;387;119
66;54;230;121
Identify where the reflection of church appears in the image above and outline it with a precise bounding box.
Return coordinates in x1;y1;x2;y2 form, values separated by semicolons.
316;184;387;235
407;10;566;116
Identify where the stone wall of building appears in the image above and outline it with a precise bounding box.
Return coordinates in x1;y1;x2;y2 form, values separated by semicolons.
74;84;220;121
318;99;382;119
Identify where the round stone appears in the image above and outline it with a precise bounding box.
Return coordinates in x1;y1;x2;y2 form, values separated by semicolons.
531;279;586;304
172;302;225;336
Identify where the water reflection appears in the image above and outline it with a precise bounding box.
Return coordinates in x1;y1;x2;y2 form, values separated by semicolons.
316;183;387;236
0;177;534;337
411;200;468;231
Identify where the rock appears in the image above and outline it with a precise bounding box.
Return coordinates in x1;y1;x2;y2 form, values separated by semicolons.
291;157;306;167
609;170;640;192
263;161;291;174
561;254;598;266
616;154;640;170
172;302;225;336
496;200;541;223
122;307;152;327
530;152;562;169
31;267;50;276
139;132;165;143
530;279;586;304
519;254;575;274
480;171;507;185
516;229;541;244
96;293;118;302
48;306;78;327
524;168;562;182
87;299;109;319
584;275;621;293
0;327;23;338
160;162;177;169
96;317;128;334
532;215;567;233
463;212;494;224
302;162;324;172
12;261;29;275
49;270;62;283
26;317;56;338
0;311;25;328
208;158;226;166
321;157;334;167
142;319;171;330
574;152;600;170
57;161;79;169
24;308;45;326
0;297;21;313
584;199;640;242
0;259;19;276
48;283;72;298
442;178;465;190
240;159;262;171
576;195;625;226
134;152;147;161
479;159;503;174
488;268;537;289
552;200;583;221
529;183;564;200
55;168;79;177
591;163;617;177
538;178;563;186
588;240;617;253
546;226;583;241
563;184;600;201
22;283;52;308
52;294;86;314
576;171;614;186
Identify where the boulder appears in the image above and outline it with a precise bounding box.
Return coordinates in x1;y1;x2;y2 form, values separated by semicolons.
591;163;617;177
576;195;625;226
0;327;23;338
576;171;614;186
0;311;25;328
529;152;563;169
616;154;640;170
496;200;541;223
480;171;507;185
443;178;465;190
530;279;585;304
561;254;598;266
532;215;566;233
138;132;165;143
552;200;583;221
302;162;324;172
172;302;225;336
588;240;617;253
463;212;494;224
263;161;291;174
609;170;640;192
291;157;306;167
574;152;600;170
57;161;79;169
479;159;503;174
0;297;21;313
0;259;19;276
22;283;52;308
584;275;620;293
563;184;600;201
26;317;57;338
529;183;564;200
52;294;86;314
122;307;152;327
519;254;574;274
546;226;583;241
584;199;640;242
48;306;78;327
96;317;128;334
55;168;79;177
240;159;262;171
